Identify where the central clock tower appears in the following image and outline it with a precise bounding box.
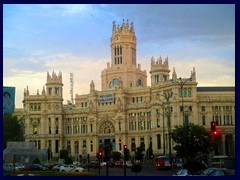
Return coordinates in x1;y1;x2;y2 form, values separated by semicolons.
101;19;147;90
110;19;136;68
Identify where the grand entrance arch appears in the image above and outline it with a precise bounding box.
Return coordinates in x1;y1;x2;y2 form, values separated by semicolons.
98;119;116;151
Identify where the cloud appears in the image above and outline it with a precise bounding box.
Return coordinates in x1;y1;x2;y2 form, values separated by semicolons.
41;4;100;17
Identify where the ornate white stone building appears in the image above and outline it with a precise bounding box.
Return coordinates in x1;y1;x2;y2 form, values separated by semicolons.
17;19;235;161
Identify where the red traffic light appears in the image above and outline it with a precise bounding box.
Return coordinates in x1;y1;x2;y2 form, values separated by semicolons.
99;152;102;156
124;145;128;149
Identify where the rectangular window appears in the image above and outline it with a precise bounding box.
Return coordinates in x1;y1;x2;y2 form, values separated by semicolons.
157;118;160;128
140;138;145;150
202;116;206;125
56;126;58;134
55;140;59;153
184;90;187;97
55;87;59;95
48;88;52;95
184;115;189;125
91;144;93;152
179;90;182;97
90;124;93;132
49;126;51;134
201;106;205;112
157;134;161;149
180;106;183;112
33;126;38;134
189;106;192;111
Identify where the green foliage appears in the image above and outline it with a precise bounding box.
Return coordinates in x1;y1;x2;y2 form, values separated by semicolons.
145;146;154;160
135;146;144;161
171;123;214;158
3;114;24;149
111;151;122;161
32;158;40;164
183;158;206;172
60;150;68;160
65;157;73;164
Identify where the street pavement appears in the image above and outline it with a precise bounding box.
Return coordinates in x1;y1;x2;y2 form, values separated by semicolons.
88;164;176;176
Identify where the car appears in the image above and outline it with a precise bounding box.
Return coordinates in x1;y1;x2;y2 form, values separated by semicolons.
88;161;100;169
3;163;25;172
100;162;106;167
202;168;224;176
208;168;235;176
115;161;123;167
108;161;115;167
60;164;85;172
74;167;85;172
155;156;172;169
24;164;48;171
173;169;191;176
173;169;202;176
122;161;133;168
52;164;65;171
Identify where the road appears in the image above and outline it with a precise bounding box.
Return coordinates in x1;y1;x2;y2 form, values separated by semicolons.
88;164;175;176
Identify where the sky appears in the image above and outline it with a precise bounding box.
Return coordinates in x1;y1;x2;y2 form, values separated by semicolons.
3;4;235;108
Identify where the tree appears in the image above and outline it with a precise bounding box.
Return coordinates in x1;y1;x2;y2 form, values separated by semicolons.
146;146;154;160
60;149;68;160
135;146;144;161
111;151;122;161
3;114;23;149
171;123;214;159
32;158;40;164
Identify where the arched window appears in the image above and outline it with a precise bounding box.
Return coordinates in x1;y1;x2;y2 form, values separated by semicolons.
109;78;119;88
202;115;206;125
137;79;142;87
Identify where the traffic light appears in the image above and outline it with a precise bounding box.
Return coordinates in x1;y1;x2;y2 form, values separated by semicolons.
211;121;216;132
98;151;102;157
124;145;128;159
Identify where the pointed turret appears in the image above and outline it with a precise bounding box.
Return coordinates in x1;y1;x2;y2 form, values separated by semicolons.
42;85;45;95
191;67;196;82
172;67;177;81
90;80;95;93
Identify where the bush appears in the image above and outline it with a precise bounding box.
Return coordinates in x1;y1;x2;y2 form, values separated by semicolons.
64;157;73;164
183;159;205;173
32;158;40;164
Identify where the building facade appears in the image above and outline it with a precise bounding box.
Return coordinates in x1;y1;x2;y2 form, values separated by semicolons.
18;19;235;161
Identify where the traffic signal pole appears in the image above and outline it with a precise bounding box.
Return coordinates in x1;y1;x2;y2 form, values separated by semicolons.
123;145;127;176
98;155;100;175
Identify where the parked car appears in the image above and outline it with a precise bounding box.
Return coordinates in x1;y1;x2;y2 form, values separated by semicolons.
208;168;235;176
60;164;84;172
52;164;65;171
3;163;25;172
100;162;106;167
202;168;224;176
122;161;133;168
108;161;115;167
24;164;48;171
173;169;203;176
115;161;123;167
88;161;100;169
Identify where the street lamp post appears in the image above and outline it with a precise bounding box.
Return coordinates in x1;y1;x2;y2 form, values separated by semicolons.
157;102;166;155
161;92;174;162
172;77;192;126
